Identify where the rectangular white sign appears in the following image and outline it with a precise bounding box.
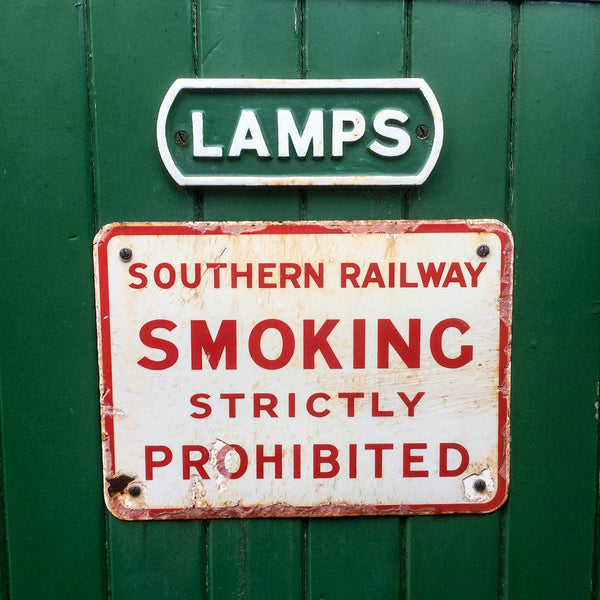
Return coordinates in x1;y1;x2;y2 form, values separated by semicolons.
94;220;512;519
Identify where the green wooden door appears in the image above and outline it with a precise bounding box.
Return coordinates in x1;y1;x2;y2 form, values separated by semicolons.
1;1;599;598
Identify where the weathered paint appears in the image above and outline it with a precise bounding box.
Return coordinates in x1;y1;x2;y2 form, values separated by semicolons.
94;220;512;519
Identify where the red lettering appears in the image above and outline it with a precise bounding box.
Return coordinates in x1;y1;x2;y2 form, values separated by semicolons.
377;318;421;368
371;391;393;417
388;263;395;287
154;262;176;289
191;320;237;369
216;444;248;479
138;319;178;370
339;392;363;417
349;443;357;478
190;393;212;418
258;263;276;288
313;444;339;478
464;262;486;287
145;445;173;480
341;263;360;288
182;445;210;479
231;263;252;288
206;263;225;288
399;263;418;287
256;444;283;478
397;391;425;417
253;393;278;417
128;263;148;289
361;263;385;287
293;444;301;478
303;319;342;369
306;393;330;417
353;319;366;368
442;262;467;287
417;262;445;287
248;319;295;369
181;263;202;288
403;443;428;477
439;443;469;477
304;263;324;288
430;318;473;368
220;392;244;418
365;443;394;478
280;263;301;288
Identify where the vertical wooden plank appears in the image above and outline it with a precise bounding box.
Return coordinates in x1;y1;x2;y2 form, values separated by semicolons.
89;0;198;225
199;0;301;220
307;518;403;600
409;0;512;220
107;520;206;598
506;3;600;598
303;0;407;221
0;385;7;600
405;2;512;598
88;2;206;598
207;520;305;600
302;2;406;598
198;2;305;598
0;1;108;598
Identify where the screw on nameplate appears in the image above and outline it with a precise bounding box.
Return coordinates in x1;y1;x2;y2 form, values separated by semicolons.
174;130;189;146
415;124;430;139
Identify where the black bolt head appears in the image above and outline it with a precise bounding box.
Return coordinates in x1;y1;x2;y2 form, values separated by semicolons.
473;478;487;492
128;483;141;497
119;247;133;262
476;244;490;258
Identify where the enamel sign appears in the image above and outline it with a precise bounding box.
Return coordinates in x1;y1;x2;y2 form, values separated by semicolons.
157;79;443;186
94;220;512;519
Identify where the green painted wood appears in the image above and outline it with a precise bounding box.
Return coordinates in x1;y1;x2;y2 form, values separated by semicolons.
107;519;206;598
0;378;10;600
199;3;305;598
1;2;599;599
207;520;305;599
403;3;512;598
199;0;301;221
88;0;198;225
408;0;512;221
506;3;600;598
307;517;403;600
0;2;108;598
87;2;205;598
303;0;407;222
302;2;406;598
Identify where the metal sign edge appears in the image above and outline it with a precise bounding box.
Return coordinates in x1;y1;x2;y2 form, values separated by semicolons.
156;78;444;187
94;219;512;520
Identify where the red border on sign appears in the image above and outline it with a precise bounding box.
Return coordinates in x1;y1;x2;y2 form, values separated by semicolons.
94;220;512;520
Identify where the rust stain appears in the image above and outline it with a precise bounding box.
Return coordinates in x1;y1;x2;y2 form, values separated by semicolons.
106;474;135;498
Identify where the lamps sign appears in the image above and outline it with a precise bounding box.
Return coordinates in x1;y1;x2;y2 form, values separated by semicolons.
157;79;443;186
